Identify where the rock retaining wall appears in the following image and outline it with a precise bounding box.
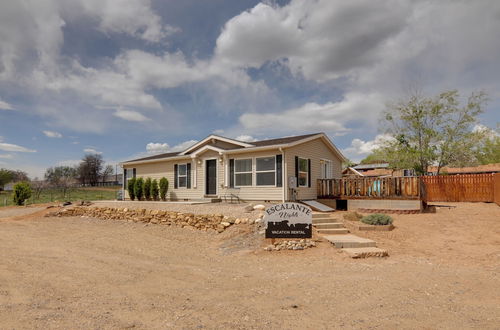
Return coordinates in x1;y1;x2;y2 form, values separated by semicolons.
46;206;255;233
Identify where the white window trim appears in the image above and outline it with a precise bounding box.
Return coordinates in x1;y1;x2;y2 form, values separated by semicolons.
234;158;253;187
177;163;187;188
255;155;276;187
298;157;309;187
320;159;334;179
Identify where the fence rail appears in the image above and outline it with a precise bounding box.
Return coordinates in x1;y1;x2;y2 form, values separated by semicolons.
421;174;494;202
317;177;421;200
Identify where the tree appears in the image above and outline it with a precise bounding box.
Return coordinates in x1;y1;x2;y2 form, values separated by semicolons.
31;178;49;200
101;165;114;184
151;179;159;201
473;126;500;165
382;90;487;174
0;169;14;190
159;177;168;201
45;166;77;198
127;177;136;201
143;177;152;200
134;177;144;201
12;182;32;206
78;154;104;186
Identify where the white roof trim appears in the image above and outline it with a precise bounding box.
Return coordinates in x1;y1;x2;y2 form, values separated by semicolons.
344;167;364;176
180;134;254;155
189;145;225;157
120;155;190;166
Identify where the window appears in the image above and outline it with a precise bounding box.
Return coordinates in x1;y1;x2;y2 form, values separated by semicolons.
320;160;333;179
178;164;187;188
234;159;252;186
256;156;276;186
298;157;308;187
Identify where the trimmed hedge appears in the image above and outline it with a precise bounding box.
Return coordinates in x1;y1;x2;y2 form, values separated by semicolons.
143;178;152;200
13;181;32;206
134;178;144;201
151;179;159;201
159;177;168;201
360;213;393;226
127;177;136;201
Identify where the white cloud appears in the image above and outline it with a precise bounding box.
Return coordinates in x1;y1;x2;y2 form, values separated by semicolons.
238;92;384;136
235;135;257;142
342;134;394;162
145;140;197;155
43;130;62;138
83;148;102;154
0;137;36;153
113;110;150;122
0;154;14;159
57;159;81;167
0;98;14;110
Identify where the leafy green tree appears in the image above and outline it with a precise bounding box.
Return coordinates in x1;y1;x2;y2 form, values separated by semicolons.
143;178;152;200
12;181;32;206
382;90;487;174
151;179;159;201
134;177;144;201
0;169;14;190
473;126;500;165
127;177;136;201
159;177;168;201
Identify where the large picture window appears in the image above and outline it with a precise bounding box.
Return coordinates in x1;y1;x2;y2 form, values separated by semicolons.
298;157;309;187
234;158;252;186
178;164;187;188
256;156;275;186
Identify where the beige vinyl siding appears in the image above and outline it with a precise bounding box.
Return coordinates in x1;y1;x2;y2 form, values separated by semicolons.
225;149;283;201
285;138;342;200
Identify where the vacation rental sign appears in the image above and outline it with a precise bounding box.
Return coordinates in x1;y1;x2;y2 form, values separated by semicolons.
264;202;312;239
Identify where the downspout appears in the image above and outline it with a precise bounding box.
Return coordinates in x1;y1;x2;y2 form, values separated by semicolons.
280;147;286;203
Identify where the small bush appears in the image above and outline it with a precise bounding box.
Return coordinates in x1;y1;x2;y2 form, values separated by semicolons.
343;211;363;222
127;177;136;201
13;181;32;206
361;213;393;226
134;177;144;201
143;177;152;200
151;179;159;201
159;177;168;201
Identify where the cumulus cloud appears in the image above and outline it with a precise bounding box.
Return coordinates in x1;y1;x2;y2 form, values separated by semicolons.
83;148;102;154
238;92;385;136
43;130;62;138
145;140;198;155
342;134;394;162
113;110;150;122
0;98;14;110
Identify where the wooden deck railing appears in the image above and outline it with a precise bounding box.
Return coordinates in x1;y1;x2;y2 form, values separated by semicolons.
317;177;422;200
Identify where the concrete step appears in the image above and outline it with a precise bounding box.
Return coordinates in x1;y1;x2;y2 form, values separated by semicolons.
342;247;388;258
323;234;377;248
313;222;345;229
316;228;350;235
312;217;340;224
312;212;335;219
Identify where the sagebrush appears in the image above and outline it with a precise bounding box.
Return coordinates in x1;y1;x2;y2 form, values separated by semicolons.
361;213;393;226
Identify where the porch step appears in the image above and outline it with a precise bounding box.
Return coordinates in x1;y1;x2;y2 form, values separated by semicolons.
314;222;345;229
323;234;377;248
316;228;350;235
312;212;336;219
342;247;388;258
312;217;340;224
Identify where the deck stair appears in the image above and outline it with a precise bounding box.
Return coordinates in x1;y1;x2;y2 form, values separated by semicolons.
313;212;388;258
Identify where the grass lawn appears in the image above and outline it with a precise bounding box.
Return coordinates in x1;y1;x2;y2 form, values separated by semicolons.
0;186;121;207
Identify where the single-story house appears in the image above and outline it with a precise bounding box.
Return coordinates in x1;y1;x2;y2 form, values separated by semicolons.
120;132;346;202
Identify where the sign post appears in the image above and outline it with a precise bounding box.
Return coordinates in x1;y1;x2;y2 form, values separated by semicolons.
264;202;312;239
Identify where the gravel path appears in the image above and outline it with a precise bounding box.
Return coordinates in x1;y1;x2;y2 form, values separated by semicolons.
0;206;46;219
91;200;273;219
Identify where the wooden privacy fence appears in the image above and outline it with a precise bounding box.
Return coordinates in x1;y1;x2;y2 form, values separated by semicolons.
421;174;494;202
317;177;421;200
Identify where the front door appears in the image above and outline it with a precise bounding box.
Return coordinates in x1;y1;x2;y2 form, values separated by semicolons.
205;159;217;195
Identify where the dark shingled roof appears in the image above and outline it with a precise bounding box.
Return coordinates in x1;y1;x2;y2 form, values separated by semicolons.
124;133;322;163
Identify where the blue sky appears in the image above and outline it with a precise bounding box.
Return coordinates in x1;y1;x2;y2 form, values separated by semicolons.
0;0;499;178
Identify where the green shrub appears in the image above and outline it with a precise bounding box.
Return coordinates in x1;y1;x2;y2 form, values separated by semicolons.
361;213;393;226
127;177;136;201
159;177;168;201
143;177;152;200
134;177;144;201
151;179;159;201
343;211;363;222
13;181;32;206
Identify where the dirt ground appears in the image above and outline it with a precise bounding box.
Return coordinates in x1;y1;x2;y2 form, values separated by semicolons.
0;202;499;329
